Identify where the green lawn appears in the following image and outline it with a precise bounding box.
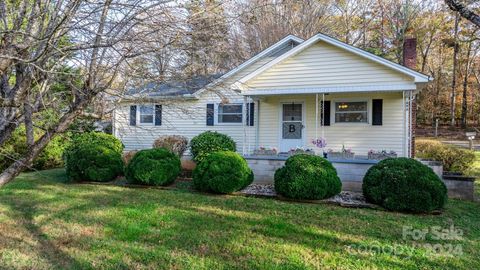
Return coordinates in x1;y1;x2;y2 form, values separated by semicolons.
0;169;479;269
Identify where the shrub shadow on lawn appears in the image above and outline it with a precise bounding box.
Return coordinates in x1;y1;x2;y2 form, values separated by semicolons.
0;171;478;269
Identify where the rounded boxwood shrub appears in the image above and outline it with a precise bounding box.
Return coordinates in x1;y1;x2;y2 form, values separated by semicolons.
190;131;236;162
274;154;341;200
64;132;124;182
125;148;181;186
193;151;253;193
362;158;447;213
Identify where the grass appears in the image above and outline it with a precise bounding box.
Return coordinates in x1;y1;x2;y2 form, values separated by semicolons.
464;151;480;198
0;169;479;269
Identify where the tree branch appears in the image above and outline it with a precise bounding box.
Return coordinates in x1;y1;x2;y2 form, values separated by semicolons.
445;0;480;27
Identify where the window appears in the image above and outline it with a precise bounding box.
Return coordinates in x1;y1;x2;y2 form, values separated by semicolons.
139;104;154;124
334;101;368;123
218;104;243;123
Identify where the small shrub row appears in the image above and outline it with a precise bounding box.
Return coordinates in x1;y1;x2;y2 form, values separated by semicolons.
273;154;447;213
63;131;448;213
416;139;475;172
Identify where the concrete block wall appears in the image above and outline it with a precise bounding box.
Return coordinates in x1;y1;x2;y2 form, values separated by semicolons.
245;157;474;200
246;158;373;192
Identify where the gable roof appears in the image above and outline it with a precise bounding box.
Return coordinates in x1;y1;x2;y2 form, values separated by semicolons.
238;33;431;85
192;34;304;97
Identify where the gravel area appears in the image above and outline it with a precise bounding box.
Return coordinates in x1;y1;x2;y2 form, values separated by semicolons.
240;184;277;197
240;184;377;208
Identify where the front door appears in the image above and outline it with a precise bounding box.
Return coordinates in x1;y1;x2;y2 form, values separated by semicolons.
280;102;304;152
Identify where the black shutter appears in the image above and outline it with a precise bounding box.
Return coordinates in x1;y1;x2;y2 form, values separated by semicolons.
130;105;137;126
322;101;331;126
247;102;255;126
155;105;162;126
372;99;383;125
206;103;214;126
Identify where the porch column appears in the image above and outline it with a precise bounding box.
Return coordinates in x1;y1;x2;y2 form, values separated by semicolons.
255;99;260;150
315;93;318;142
242;96;247;155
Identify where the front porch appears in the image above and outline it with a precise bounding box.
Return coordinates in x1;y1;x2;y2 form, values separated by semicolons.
240;91;416;159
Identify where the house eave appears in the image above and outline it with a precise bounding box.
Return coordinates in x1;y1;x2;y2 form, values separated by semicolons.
240;84;417;96
118;94;199;103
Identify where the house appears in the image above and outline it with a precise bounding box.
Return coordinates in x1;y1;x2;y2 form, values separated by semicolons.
113;33;432;189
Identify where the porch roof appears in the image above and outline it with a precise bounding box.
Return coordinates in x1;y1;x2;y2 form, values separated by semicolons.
239;83;419;96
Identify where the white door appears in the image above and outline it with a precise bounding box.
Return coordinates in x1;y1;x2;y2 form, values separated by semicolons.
280;102;304;152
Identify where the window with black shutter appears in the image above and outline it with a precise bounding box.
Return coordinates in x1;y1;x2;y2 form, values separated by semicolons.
372;99;383;125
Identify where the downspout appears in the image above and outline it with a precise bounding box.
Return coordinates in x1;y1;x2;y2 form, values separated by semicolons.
409;91;413;158
402;91;406;157
315;93;318;147
322;93;325;152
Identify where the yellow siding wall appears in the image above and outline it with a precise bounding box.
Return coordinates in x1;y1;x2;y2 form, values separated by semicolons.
247;41;413;89
257;92;406;157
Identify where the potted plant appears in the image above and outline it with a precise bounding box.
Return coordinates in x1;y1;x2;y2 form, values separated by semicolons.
311;137;327;157
327;145;355;159
367;150;397;160
288;147;315;156
253;146;278;156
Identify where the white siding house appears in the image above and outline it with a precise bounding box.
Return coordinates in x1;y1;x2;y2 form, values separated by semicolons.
113;33;431;160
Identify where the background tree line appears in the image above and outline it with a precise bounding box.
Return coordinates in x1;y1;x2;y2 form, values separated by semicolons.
133;0;479;128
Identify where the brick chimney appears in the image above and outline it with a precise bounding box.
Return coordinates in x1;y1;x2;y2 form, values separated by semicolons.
403;38;417;69
403;37;417;158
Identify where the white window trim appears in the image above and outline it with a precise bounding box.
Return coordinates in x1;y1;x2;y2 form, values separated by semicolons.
137;104;155;126
214;103;244;125
332;99;371;125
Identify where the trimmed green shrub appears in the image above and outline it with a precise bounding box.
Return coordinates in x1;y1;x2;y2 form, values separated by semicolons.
193;151;253;193
64;132;124;181
416;139;475;173
190;131;236;162
69;132;124;154
125;148;181;186
153;135;188;157
363;158;447;213
274;154;341;200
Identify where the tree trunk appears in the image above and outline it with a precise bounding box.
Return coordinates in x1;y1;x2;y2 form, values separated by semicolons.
450;13;460;127
461;42;472;129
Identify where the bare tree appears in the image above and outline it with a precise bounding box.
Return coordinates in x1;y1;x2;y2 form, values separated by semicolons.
0;0;175;185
